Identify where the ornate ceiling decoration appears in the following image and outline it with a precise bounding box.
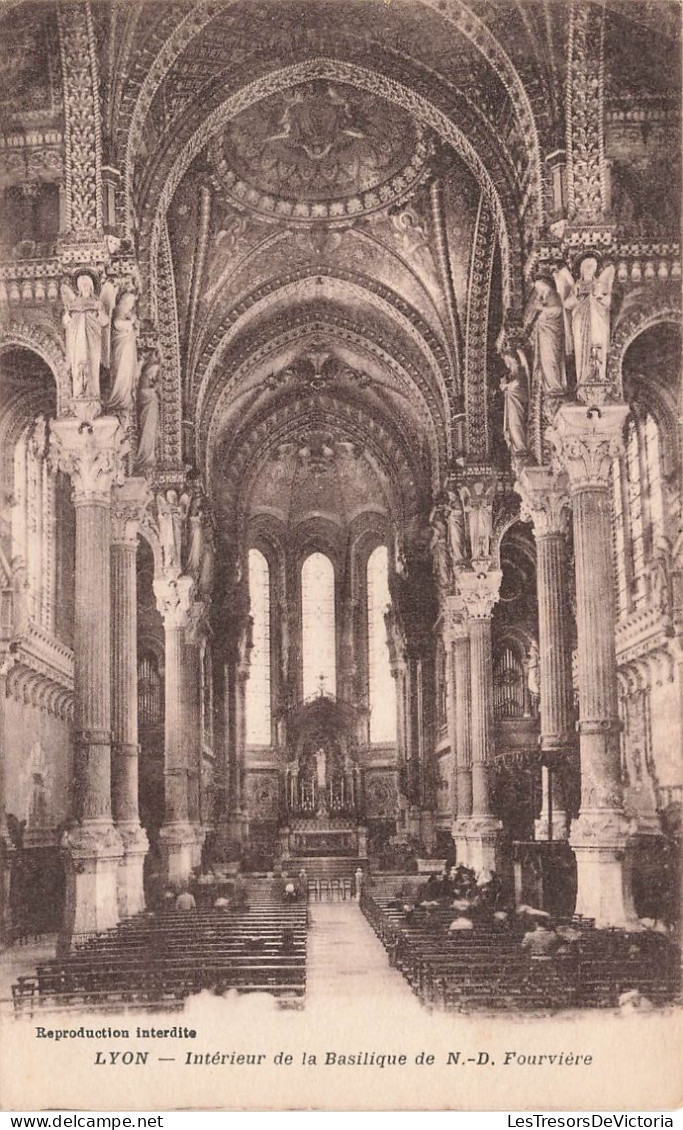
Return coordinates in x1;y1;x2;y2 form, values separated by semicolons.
207;81;432;225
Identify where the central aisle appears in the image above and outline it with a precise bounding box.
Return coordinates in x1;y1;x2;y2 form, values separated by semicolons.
306;901;423;1011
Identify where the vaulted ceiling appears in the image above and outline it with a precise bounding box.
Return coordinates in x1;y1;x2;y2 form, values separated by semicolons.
1;0;680;550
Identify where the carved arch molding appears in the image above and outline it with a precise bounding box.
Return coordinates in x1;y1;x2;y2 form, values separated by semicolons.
143;57;524;322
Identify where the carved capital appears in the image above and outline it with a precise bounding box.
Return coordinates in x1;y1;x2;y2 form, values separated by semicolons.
49;416;129;504
455;569;503;620
549;405;629;492
111;477;153;548
153;575;195;629
515;467;571;538
441;593;469;642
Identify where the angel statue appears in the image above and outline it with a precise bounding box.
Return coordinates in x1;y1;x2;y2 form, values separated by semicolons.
523;275;567;398
134;352;160;474
61;273;115;401
499;348;530;458
428;501;452;594
555;257;615;388
108;291;139;413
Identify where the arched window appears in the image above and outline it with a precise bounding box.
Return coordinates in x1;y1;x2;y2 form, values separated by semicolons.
138;652;162;728
246;548;271;745
301;552;336;699
612;412;666;618
366;545;396;743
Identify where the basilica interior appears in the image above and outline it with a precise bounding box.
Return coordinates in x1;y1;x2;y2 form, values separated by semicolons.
0;0;681;986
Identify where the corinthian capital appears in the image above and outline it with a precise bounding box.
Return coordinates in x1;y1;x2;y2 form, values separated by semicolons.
549;404;629;492
442;593;469;642
111;477;153;548
49;416;129;504
455;569;503;620
153;575;194;629
515;466;571;538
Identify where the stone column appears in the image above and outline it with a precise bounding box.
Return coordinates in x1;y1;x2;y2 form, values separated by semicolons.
110;478;150;916
456;570;503;876
551;403;638;927
517;468;575;840
153;575;196;886
185;598;208;868
444;598;473;864
49;416;127;946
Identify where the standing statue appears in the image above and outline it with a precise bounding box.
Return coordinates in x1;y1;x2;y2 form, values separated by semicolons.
314;747;327;790
499;349;530;457
524;275;568;397
199;521;216;598
460;481;495;562
134;352;160;473
108;291;139;412
428;503;451;593
155;490;181;576
526;640;540;715
61;273;115;400
555;258;615;387
445;488;467;566
185;493;205;581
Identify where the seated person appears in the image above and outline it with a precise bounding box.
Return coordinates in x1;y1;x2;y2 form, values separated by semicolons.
175;889;197;911
213;896;230;909
283;879;298;902
419;873;442;903
448;915;474;932
521;920;560;955
479;870;504;910
451;864;477;898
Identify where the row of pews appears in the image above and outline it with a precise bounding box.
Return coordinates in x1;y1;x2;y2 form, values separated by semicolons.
12;879;307;1015
361;885;680;1012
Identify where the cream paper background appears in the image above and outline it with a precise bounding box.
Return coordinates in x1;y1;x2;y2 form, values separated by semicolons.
1;993;681;1111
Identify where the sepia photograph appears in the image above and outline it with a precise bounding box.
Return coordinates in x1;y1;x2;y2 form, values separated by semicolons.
0;0;681;1113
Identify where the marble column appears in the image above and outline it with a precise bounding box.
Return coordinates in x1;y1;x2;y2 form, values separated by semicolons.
49;416;127;947
551;403;638;927
153;575;196;886
456;570;503;876
110;478;150;916
517;468;575;840
444;597;473;864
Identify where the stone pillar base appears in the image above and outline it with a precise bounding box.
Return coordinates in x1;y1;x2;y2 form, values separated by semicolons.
58;824;124;955
451;819;470;867
571;810;639;928
457;816;503;878
190;825;206;870
116;823;149;918
159;823;196;888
